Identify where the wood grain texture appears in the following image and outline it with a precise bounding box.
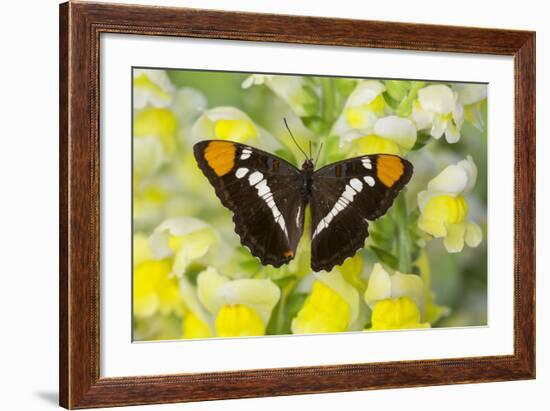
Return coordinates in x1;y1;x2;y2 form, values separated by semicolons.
59;1;536;408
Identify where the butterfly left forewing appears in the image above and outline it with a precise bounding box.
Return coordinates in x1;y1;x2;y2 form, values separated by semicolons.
309;154;413;272
194;140;306;268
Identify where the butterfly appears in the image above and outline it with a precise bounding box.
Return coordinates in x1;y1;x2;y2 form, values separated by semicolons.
193;134;413;272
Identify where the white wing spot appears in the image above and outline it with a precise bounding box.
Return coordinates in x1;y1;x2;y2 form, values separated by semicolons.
342;185;357;202
362;158;372;169
313;182;365;238
278;217;288;236
350;178;363;192
248;175;288;239
248;171;263;186
364;176;375;187
313;220;327;238
235;168;249;179
256;179;270;197
240;148;252;160
296;206;301;227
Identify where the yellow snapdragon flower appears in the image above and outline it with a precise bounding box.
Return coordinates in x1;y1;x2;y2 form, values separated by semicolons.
371;297;429;330
191;267;280;338
134;107;177;156
215;304;266;337
417;156;483;253
332;80;386;141
149;217;219;276
133;69;174;109
351;115;417;156
364;263;430;330
191;107;259;143
133;233;183;319
292;271;360;334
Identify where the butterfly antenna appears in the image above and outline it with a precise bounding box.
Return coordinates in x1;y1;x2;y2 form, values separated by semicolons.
314;143;324;168
309;140;312;159
284;118;308;160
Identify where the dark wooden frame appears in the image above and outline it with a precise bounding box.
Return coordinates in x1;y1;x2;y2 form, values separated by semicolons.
59;1;536;408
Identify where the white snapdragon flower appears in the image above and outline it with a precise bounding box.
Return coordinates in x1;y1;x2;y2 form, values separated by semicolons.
242;74;318;117
453;84;487;131
411;84;464;143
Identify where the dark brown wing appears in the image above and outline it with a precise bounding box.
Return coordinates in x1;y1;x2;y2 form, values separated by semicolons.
194;140;306;268
310;154;413;272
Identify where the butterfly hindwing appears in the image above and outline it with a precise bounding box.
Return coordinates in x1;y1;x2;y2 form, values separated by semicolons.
194;140;306;267
310;154;413;272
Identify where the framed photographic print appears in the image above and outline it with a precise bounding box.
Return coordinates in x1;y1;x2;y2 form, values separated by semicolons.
59;1;535;408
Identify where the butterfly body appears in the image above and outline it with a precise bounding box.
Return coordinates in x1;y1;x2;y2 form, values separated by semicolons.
194;140;412;272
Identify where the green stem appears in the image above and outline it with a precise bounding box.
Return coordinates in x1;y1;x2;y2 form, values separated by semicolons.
394;194;412;273
316;78;337;168
321;77;336;132
275;279;296;334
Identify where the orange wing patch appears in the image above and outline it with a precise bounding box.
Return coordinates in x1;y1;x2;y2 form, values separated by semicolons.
283;250;294;258
376;155;405;187
204;141;237;176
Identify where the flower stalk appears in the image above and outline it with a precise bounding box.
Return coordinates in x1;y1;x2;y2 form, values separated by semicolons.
394;193;412;274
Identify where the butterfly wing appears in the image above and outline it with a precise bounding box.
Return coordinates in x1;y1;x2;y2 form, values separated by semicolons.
310;154;413;272
194;140;306;267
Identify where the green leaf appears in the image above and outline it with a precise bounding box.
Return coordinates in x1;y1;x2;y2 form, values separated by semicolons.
411;131;432;151
369;230;392;250
322;135;348;164
239;258;261;275
396;81;426;117
370;245;399;270
369;214;395;250
273;275;297;289
302;85;321;117
382;91;400;110
280;292;308;334
335;78;358;98
273;148;296;164
385;80;411;102
266;282;303;335
301;115;325;135
184;262;207;285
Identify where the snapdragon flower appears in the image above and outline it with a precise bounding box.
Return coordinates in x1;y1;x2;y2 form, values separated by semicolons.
454;84;487;131
133;233;183;319
364;263;429;330
133;69;175;109
417;156;483;252
351;115;417;156
242;74;318;117
149;217;219;276
191;107;282;153
291;270;360;334
411;84;464;143
332;80;387;142
196;267;280;337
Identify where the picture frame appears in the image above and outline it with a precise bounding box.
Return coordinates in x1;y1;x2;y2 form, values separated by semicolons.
59;1;535;408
